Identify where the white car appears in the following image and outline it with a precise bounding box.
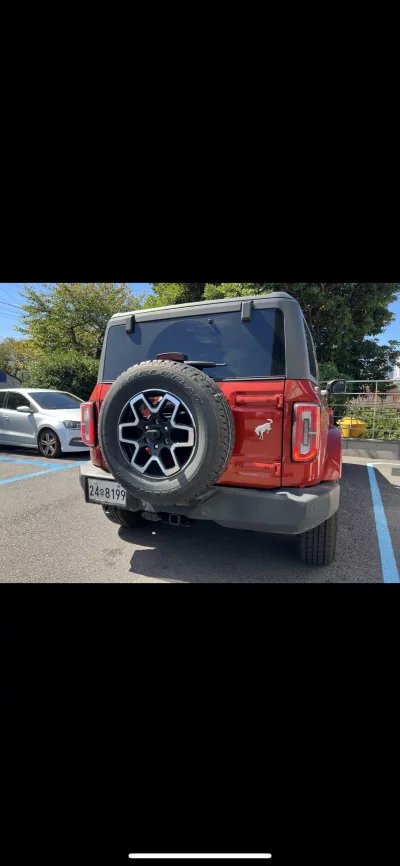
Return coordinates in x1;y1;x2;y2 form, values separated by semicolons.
0;388;89;458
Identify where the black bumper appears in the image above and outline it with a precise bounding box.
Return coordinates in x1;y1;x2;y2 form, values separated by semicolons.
80;464;340;535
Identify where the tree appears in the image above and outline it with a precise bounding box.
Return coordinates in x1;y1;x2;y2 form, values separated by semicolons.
0;337;42;381
17;283;145;360
25;350;99;400
146;282;400;381
144;283;209;308
203;283;273;300
339;338;399;382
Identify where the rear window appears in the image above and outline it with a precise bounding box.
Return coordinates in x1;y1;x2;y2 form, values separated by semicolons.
103;309;285;381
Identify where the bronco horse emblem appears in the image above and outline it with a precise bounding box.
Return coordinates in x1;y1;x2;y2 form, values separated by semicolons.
255;419;273;440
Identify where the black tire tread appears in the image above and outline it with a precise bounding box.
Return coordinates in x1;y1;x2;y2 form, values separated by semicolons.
298;512;338;566
102;505;143;527
100;360;235;506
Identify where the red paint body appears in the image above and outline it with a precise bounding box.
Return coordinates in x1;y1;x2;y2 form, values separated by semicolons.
216;378;341;489
88;377;342;488
217;380;285;489
88;383;111;470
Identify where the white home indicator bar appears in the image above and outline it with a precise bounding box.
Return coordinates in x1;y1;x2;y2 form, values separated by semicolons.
129;854;272;860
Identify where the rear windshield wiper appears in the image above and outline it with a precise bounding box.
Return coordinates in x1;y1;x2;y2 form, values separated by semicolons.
157;352;226;370
185;361;227;369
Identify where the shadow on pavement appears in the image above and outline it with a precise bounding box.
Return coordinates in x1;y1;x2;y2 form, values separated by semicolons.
117;463;389;583
119;519;298;583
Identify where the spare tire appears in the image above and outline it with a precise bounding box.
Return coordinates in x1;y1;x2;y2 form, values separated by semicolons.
99;360;235;506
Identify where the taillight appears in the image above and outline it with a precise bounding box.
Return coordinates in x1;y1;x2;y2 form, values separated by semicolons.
292;403;321;461
81;402;97;447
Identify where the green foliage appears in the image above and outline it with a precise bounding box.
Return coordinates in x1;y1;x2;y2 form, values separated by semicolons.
18;283;145;360
339;338;399;382
0;337;42;381
145;283;208;307
318;362;343;382
203;283;271;300
25;351;99;400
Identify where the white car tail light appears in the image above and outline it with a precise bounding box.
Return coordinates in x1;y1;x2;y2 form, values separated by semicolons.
292;403;320;461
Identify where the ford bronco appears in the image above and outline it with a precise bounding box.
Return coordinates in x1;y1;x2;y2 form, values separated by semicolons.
79;292;343;565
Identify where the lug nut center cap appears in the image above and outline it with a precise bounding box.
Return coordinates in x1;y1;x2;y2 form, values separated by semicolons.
146;428;161;442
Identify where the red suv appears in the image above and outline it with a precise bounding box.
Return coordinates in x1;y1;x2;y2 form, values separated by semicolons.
80;292;343;565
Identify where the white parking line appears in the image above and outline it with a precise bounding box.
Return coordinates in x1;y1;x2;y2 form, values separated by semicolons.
367;461;400;465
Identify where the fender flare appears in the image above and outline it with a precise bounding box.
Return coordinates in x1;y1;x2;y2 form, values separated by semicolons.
322;426;342;482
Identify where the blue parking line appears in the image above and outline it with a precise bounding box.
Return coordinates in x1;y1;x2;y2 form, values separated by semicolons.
0;457;50;466
0;461;89;486
367;465;400;584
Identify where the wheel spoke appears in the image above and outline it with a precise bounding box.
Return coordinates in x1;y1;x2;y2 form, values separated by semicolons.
119;423;141;443
40;432;57;456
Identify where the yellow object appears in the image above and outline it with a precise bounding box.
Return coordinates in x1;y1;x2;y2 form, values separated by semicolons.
337;417;367;438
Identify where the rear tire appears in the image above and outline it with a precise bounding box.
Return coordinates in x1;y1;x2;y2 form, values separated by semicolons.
298;512;338;566
102;505;144;528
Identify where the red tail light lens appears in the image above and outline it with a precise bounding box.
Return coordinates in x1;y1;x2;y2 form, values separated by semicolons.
81;402;97;447
292;403;321;461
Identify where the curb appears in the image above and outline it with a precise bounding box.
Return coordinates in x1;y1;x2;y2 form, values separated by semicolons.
341;438;400;459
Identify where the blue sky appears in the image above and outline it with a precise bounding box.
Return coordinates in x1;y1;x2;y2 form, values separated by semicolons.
0;282;399;344
0;283;152;339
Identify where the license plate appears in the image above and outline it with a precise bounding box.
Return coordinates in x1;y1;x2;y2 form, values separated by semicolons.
87;479;127;506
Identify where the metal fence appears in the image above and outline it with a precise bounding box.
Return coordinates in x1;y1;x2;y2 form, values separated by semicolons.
322;378;400;440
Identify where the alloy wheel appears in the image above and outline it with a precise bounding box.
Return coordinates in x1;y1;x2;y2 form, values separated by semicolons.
118;390;196;477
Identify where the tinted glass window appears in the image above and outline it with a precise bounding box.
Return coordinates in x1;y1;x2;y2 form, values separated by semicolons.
7;392;32;410
0;391;7;408
28;392;83;409
103;309;285;381
304;321;318;379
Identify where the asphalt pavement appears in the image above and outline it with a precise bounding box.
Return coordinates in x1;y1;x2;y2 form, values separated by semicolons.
0;446;399;582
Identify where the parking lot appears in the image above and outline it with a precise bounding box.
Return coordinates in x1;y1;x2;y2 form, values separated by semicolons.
1;446;399;582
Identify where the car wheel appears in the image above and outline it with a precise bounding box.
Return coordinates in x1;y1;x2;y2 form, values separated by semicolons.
38;428;62;459
298;512;338;566
99;360;235;507
102;505;144;527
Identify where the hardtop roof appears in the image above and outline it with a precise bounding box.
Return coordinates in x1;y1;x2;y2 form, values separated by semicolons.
110;292;296;320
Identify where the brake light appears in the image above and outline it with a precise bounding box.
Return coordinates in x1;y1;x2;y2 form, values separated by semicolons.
292;403;320;461
157;352;188;362
81;402;97;447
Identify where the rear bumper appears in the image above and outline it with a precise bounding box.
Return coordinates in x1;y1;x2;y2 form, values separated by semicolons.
80;463;340;535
